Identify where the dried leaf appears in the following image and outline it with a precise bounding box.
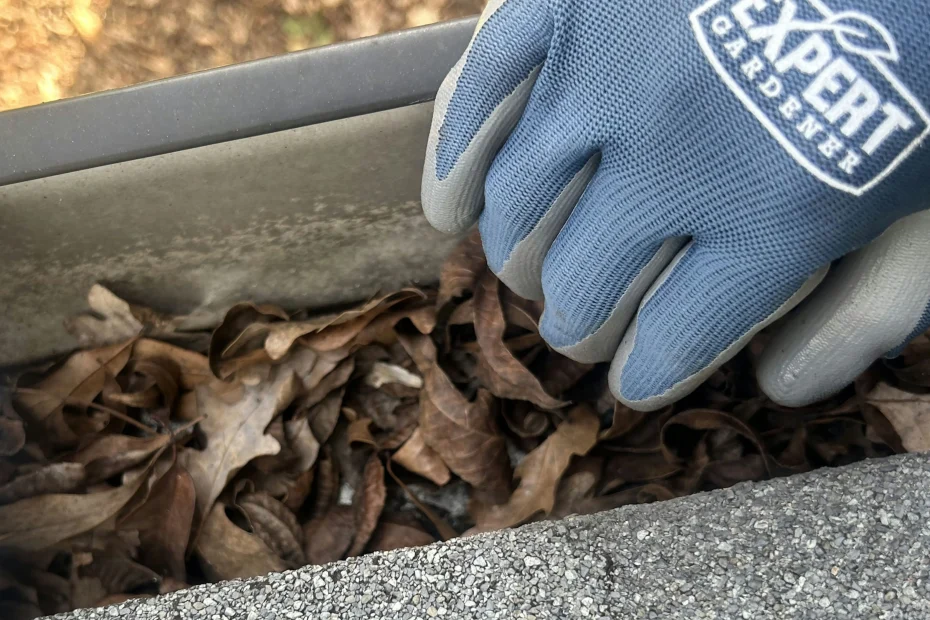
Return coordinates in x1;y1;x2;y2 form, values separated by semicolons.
347;418;378;447
473;273;566;410
15;340;133;423
437;229;486;309
308;388;345;445
0;403;26;457
208;303;288;379
600;403;648;441
347;454;386;557
238;493;305;567
299;358;355;411
399;332;511;499
472;406;599;533
0;463;148;551
196;503;287;581
285;416;321;473
132;339;213;390
121;464;196;581
0;463;86;505
501;403;550;439
71;434;171;483
551;456;603;518
181;350;316;524
367;520;435;552
865;382;930;451
283;469;315;513
65;284;183;349
393;429;451;486
265;289;426;358
80;539;161;595
303;505;355;565
385;459;458;541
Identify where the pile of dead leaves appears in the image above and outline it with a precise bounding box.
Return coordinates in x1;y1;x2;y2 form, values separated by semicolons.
1;231;928;619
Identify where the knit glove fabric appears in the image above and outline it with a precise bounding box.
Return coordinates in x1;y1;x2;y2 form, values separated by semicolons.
422;0;930;410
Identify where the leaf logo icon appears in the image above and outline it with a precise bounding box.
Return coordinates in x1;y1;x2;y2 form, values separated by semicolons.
826;11;900;63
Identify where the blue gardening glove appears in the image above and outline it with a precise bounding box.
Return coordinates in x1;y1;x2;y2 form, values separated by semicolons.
422;0;930;411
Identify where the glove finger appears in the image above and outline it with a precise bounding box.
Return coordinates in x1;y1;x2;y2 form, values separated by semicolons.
758;209;930;407
537;163;689;364
480;105;601;299
422;0;551;234
609;243;827;412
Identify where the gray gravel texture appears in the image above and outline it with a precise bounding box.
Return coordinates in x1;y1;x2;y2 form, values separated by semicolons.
54;454;930;620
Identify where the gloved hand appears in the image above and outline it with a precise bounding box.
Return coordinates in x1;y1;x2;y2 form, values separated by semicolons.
422;0;930;411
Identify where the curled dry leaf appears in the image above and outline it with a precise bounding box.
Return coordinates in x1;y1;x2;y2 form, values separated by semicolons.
299;357;355;411
398;332;511;500
385;458;459;541
348;454;386;557
0;463;86;505
120;464;196;581
471;406;599;533
265;289;426;359
0;461;149;551
132;339;213;390
181;350;317;524
308;388;345;445
15;340;134;425
393;428;451;486
473;273;567;410
437;229;486;309
285;416;321;473
195;503;287;582
865;382;930;452
71;433;171;483
303;505;355;565
238;493;306;567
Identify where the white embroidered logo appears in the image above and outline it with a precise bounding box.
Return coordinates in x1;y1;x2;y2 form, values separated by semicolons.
690;0;929;195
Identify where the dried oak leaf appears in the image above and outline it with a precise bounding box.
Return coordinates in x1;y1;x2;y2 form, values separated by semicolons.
437;229;487;309
398;332;511;499
195;503;287;581
303;505;356;565
474;273;567;410
471;406;599;533
65;284;184;349
865;382;930;452
393;428;451;486
348;454;386;557
180;349;316;524
367;519;435;552
0;464;148;551
0;463;87;505
120;464;196;581
238;492;305;567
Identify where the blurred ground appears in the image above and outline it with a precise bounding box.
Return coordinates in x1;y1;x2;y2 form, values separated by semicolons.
0;0;483;111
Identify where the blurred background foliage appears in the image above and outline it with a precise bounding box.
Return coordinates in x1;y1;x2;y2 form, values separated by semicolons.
0;0;483;111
